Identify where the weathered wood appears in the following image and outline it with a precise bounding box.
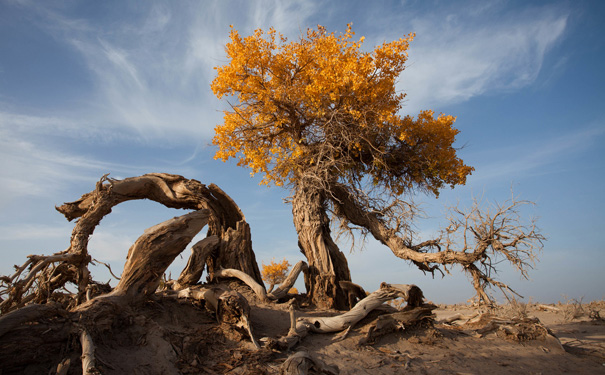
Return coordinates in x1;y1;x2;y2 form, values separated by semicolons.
299;283;420;333
178;235;220;287
56;358;71;375
214;268;268;302
80;329;99;375
267;260;308;300
170;286;260;349
114;210;210;300
358;306;437;345
0;302;63;338
208;220;263;285
55;173;264;300
272;283;423;350
338;280;367;310
292;185;350;309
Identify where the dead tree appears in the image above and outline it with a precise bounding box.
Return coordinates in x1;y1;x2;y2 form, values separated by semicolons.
0;173;268;372
330;185;545;304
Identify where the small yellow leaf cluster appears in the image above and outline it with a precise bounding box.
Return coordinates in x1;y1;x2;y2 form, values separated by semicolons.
261;258;291;287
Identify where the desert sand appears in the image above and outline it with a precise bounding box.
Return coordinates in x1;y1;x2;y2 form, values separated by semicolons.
3;280;602;374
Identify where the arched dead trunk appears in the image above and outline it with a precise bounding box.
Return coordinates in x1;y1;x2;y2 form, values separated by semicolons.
292;185;351;310
57;173;263;288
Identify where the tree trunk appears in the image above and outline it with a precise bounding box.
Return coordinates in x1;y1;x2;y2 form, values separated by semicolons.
114;210;210;301
292;185;350;310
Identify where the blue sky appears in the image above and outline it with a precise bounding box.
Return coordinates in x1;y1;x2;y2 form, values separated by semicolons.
1;0;603;303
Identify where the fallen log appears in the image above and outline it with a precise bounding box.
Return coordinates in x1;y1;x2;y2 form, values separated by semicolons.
269;283;424;350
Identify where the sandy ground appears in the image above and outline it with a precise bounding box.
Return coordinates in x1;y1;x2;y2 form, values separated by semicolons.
246;301;605;375
1;286;604;374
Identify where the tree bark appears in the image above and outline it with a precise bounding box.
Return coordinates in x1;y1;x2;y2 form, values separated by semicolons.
267;260;308;300
271;283;423;350
177;235;220;287
113;210;211;301
55;173;264;294
292;186;351;310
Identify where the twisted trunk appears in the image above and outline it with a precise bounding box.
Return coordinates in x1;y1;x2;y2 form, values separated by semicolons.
292;185;350;310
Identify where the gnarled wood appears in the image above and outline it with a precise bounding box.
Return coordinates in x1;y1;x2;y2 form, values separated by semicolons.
214;268;268;302
177;235;220;287
55;173;263;297
113;210;210;300
169;286;260;349
267;260;308;300
272;283;423;350
292;185;350;310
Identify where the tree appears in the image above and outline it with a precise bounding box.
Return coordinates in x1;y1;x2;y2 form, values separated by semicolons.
261;258;291;292
211;24;542;307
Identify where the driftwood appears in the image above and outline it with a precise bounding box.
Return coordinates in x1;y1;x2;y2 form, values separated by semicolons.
215;268;268;302
114;210;210;301
80;328;100;375
280;351;339;375
213;261;308;302
1;173;263;314
0;173;272;372
270;283;424;350
268;260;308;300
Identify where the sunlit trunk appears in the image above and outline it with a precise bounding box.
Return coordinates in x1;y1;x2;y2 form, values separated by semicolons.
292;185;351;309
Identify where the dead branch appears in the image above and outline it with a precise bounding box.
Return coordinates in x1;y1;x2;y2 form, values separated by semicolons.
214;268;268;302
80;328;100;375
267;260;308;300
270;283;423;350
330;184;544;304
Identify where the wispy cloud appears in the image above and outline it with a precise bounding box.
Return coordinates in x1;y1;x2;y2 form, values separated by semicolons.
469;125;604;182
389;2;569;112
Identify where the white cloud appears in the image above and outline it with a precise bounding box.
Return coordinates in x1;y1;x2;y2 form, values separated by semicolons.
392;3;569;112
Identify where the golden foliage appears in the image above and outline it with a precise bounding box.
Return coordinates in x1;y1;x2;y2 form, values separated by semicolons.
261;258;290;287
212;24;473;196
